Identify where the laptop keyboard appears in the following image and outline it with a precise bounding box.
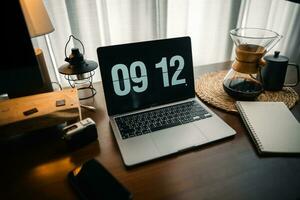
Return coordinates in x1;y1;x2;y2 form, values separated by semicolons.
115;101;212;139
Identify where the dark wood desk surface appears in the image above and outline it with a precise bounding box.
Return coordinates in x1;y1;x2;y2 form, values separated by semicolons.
1;62;300;200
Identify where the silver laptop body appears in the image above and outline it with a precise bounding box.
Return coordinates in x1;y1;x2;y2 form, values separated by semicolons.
97;37;236;166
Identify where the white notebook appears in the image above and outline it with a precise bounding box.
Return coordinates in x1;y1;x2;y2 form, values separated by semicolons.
236;101;300;154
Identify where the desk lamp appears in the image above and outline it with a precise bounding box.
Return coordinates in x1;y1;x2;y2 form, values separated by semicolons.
20;0;55;91
58;35;98;100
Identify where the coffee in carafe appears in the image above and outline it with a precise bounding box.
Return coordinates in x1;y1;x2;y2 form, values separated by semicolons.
223;75;263;100
223;28;282;100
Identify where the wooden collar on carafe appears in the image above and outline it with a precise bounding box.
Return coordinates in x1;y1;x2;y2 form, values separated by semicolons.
232;58;266;74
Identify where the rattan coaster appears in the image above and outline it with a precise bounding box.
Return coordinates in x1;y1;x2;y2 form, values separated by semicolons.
195;70;299;113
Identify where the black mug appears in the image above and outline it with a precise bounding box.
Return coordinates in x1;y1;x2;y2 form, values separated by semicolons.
261;51;299;91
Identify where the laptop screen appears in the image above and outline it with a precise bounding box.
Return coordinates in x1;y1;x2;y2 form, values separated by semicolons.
97;37;195;116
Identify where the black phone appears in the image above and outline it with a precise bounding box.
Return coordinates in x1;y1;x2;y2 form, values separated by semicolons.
68;159;133;200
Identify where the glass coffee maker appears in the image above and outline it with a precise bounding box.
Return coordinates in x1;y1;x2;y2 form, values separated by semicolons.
223;28;282;100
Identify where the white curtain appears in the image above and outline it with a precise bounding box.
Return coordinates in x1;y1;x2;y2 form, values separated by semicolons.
241;0;300;63
34;0;300;85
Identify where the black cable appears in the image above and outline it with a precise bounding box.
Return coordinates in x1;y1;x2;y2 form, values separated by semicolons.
51;81;62;91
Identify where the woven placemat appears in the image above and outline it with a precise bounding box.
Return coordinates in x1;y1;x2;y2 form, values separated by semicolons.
195;70;299;113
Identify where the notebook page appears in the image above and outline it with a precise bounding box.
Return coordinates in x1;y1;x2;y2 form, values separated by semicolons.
237;102;300;153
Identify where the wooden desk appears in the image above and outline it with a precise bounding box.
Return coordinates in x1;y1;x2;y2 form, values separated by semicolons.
1;62;300;200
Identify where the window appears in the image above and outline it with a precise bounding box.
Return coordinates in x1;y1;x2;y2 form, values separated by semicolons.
33;0;300;85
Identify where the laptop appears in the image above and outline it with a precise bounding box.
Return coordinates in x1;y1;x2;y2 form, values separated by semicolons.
97;37;236;166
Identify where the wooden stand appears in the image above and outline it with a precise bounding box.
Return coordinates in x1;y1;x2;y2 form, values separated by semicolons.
0;88;81;140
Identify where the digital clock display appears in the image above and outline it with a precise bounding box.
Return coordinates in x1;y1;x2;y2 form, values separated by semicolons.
97;37;194;115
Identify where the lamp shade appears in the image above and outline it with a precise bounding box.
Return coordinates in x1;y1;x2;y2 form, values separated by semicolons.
19;0;54;37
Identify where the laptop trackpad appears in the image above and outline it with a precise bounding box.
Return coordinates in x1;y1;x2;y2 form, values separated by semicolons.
151;124;207;155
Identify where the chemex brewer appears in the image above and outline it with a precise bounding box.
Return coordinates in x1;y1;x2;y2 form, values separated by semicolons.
223;28;282;100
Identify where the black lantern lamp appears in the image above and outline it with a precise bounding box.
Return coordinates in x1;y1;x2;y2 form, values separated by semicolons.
59;35;98;100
